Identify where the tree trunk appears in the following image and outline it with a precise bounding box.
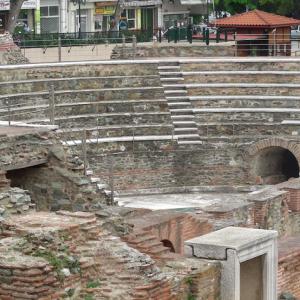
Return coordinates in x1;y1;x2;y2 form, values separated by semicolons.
6;0;25;34
110;0;124;33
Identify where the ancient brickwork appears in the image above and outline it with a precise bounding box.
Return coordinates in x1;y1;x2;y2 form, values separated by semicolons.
124;211;212;256
0;211;221;300
248;188;291;236
278;236;300;299
87;140;252;190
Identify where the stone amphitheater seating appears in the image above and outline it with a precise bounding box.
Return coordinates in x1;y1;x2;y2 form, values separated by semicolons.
0;62;174;141
161;58;300;139
1;58;300;143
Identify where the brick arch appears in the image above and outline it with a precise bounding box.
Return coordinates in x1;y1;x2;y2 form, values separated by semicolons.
248;138;300;163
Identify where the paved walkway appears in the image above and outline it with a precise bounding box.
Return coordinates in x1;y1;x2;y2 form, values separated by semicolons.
118;192;249;210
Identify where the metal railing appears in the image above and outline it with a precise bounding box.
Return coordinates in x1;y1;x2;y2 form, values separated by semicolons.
13;29;159;47
13;35;135;63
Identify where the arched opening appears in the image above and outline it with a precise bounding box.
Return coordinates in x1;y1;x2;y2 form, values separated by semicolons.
161;239;175;253
253;146;299;184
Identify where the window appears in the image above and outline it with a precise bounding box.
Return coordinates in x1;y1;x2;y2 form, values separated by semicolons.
40;6;59;33
120;9;136;30
127;9;136;29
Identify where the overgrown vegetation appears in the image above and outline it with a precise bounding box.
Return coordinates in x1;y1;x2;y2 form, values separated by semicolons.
86;280;101;289
33;249;81;282
185;276;196;300
215;0;300;18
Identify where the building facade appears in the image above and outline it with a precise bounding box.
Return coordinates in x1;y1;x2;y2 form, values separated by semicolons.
0;0;210;34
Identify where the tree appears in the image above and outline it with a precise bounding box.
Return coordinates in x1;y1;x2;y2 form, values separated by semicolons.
6;0;25;34
214;0;300;17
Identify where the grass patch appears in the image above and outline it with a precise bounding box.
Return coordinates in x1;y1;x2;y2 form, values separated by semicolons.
33;250;81;282
86;280;101;289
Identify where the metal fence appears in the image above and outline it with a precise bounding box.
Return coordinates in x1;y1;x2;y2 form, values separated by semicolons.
13;29;158;47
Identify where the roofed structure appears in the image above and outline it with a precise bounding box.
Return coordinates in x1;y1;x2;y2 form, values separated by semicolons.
215;9;300;57
215;9;300;28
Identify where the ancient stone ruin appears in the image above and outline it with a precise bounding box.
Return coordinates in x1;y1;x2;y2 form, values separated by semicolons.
0;58;299;299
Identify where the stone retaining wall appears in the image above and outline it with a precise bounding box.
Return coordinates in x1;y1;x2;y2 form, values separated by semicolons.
111;43;235;59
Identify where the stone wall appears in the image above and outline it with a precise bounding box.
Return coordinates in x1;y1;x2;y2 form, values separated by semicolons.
0;61;158;82
0;126;108;213
2;60;300;191
111;43;235;59
0;33;29;65
84;139;255;191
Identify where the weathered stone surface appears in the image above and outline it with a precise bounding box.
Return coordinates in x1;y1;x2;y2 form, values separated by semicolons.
111;43;235;59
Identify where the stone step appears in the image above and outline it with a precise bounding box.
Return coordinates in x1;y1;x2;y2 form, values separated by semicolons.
86;169;94;176
159;71;181;76
175;134;200;139
160;77;184;82
171;115;195;120
148;245;171;256
137;240;164;250
90;177;101;183
193;108;300;113
159;61;179;66
167;102;191;107
158;66;180;70
125;234;157;245
173;121;197;127
166;96;189;101
163;84;185;88
97;183;109;190
174;127;198;132
178;140;203;145
170;108;193;113
164;91;188;96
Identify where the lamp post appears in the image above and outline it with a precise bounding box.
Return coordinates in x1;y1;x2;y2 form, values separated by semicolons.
206;0;210;24
72;0;86;38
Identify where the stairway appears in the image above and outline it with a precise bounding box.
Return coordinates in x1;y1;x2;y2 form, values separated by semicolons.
158;61;202;145
123;229;177;261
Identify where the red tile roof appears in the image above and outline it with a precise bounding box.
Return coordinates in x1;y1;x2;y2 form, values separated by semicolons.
215;9;300;28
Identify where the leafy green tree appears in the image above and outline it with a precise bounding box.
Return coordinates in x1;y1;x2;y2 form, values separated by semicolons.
215;0;300;18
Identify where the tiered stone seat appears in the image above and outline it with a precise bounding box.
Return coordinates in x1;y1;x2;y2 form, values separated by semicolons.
0;62;174;141
180;58;300;72
177;58;300;138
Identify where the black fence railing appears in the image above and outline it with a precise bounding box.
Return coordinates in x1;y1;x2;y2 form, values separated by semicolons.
12;30;157;48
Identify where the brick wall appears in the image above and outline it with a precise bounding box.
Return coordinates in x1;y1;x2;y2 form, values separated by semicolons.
278;236;300;298
88;140;253;191
125;211;212;255
281;188;300;212
248;189;291;236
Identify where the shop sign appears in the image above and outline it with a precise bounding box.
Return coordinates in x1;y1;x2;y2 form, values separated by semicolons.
123;0;161;6
95;6;115;15
0;0;10;11
95;1;116;7
22;0;38;9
